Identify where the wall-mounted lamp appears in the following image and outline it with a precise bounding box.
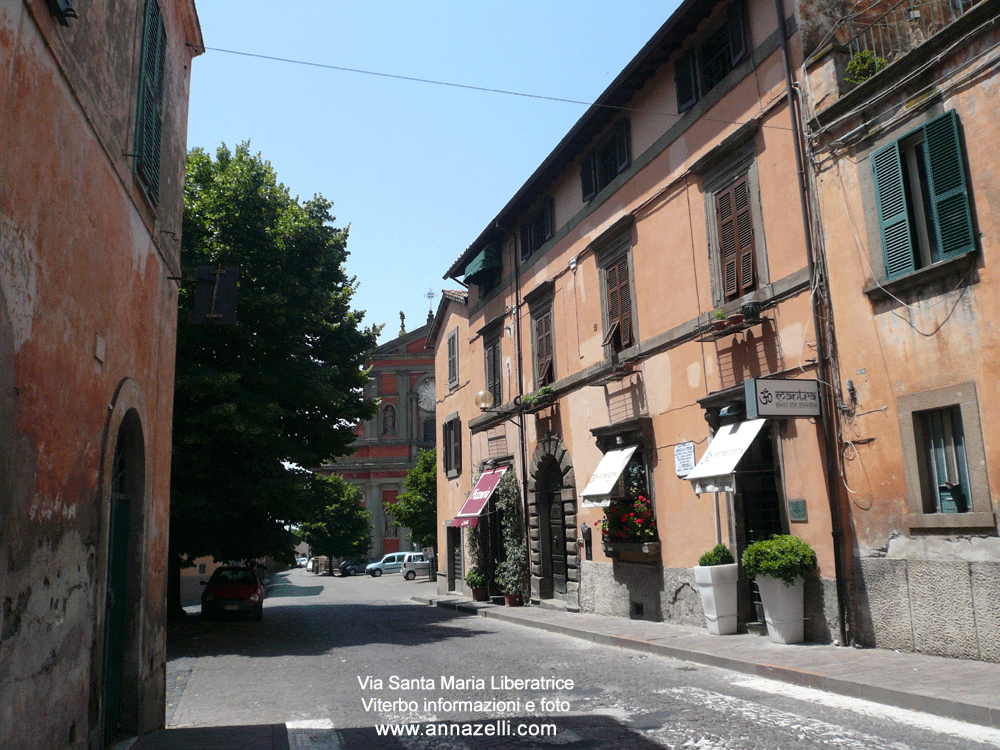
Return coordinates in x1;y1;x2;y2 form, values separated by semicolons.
475;390;495;410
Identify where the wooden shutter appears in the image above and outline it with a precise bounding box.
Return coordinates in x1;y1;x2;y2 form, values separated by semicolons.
615;120;630;174
442;422;451;473
729;0;747;66
447;332;457;385
871;140;916;279
535;311;553;385
924;111;974;261
136;0;165;203
453;418;462;473
485;336;501;404
716;177;755;301
675;50;698;113
606;256;632;350
581;154;597;202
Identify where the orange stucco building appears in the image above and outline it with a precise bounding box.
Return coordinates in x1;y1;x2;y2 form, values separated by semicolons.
432;0;998;662
0;0;202;746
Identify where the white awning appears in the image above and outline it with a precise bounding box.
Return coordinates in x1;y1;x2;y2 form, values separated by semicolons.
579;445;639;508
686;419;767;494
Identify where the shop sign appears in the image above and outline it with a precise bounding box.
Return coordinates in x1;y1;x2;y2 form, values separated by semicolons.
745;378;821;419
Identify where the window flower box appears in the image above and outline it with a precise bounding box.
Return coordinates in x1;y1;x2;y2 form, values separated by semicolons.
602;539;661;564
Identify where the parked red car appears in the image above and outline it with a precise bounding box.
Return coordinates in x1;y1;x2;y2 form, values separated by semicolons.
201;566;264;621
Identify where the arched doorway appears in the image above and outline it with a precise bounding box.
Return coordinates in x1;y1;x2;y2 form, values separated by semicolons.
527;436;576;606
101;408;144;747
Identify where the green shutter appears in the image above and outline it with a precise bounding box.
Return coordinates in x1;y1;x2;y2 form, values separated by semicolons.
675;50;698;112
871;140;916;279
924;111;974;261
581;154;597;202
136;0;165;204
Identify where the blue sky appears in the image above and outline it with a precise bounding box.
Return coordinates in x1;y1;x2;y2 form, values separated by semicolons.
186;2;681;343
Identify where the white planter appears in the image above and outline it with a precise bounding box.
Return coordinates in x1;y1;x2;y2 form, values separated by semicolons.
693;563;738;635
755;574;805;644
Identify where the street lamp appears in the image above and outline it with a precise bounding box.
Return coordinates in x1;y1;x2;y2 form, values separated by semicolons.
474;390;494;410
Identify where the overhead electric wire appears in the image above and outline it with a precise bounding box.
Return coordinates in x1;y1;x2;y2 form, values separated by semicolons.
187;43;795;132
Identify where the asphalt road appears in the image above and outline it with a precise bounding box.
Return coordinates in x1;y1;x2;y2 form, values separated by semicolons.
166;567;1000;749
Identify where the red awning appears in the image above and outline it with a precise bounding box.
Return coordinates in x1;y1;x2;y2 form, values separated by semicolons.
449;466;508;527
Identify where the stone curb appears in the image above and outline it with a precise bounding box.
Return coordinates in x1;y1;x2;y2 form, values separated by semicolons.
413;595;1000;730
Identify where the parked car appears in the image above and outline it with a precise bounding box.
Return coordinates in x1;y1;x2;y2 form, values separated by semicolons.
366;552;407;577
306;557;314;572
201;566;264;621
401;552;430;580
297;557;308;568
339;558;369;576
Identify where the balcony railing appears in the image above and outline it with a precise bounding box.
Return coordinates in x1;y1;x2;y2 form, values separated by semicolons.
845;0;981;67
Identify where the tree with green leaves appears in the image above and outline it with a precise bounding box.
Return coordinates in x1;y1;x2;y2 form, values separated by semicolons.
169;143;379;616
299;475;372;560
387;448;438;549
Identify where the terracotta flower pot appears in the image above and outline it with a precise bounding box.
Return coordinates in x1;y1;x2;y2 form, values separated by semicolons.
727;313;745;325
503;593;522;607
471;587;489;602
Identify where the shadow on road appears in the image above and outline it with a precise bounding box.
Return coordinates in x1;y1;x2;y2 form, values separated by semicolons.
167;600;493;659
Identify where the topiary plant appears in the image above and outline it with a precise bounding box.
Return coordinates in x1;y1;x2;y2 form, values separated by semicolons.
741;535;817;586
698;543;735;567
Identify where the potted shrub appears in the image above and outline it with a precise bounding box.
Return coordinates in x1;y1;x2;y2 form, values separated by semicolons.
741;535;817;644
465;567;488;601
693;543;738;635
713;309;729;331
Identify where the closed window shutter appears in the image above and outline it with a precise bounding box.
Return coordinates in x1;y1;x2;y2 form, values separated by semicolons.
729;0;747;66
606;257;632;349
717;183;739;300
442;422;451;472
581;154;597;202
447;334;457;385
535;312;553;384
453;418;462;472
675;50;698;113
924;111;974;261
485;338;501;404
871;140;916;279
136;0;165;203
734;179;756;295
617;256;632;346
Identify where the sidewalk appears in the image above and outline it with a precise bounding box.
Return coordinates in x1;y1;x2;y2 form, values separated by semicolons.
412;592;1000;730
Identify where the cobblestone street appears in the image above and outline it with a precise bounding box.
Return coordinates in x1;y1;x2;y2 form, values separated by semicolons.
153;568;1000;749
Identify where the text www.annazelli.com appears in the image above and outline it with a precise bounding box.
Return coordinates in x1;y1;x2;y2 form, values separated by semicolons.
375;720;557;738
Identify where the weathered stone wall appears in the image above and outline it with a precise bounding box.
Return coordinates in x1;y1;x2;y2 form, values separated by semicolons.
854;557;1000;662
580;561;703;626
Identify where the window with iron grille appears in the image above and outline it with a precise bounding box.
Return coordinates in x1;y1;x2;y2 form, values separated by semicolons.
871;110;974;280
581;120;631;202
135;0;166;204
675;0;747;113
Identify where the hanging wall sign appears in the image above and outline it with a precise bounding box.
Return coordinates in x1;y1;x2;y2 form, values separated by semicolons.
744;378;821;419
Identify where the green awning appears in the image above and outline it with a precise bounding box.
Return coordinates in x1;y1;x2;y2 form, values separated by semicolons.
464;243;501;283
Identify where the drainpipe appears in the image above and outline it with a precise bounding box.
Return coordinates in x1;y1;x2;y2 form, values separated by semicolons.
775;0;850;647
